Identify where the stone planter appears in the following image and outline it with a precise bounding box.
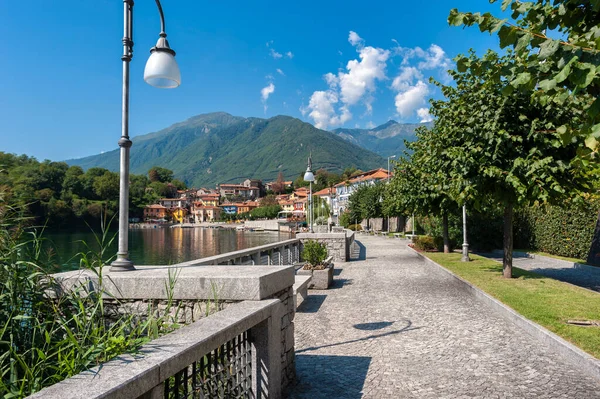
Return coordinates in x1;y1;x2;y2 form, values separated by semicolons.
296;256;334;290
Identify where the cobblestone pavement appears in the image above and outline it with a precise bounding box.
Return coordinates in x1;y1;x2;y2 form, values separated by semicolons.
478;252;600;293
287;235;600;399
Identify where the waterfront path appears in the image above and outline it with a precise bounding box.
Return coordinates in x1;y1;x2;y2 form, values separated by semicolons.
478;251;600;293
288;235;600;398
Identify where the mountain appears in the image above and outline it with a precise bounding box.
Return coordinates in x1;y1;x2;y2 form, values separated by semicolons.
332;120;433;158
67;112;386;187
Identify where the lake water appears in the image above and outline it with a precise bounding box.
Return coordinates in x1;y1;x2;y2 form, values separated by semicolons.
45;227;292;271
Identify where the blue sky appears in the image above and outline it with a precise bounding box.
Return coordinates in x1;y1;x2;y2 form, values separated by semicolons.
0;0;511;161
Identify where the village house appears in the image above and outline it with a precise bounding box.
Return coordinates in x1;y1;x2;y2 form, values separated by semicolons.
191;204;221;222
158;197;189;210
333;168;391;217
143;204;168;220
171;207;189;224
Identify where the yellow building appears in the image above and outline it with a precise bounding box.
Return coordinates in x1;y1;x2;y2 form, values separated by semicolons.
171;207;188;223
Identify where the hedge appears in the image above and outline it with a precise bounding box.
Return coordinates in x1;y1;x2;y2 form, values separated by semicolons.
514;199;599;260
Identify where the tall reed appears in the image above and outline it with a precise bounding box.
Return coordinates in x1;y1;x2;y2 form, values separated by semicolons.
0;195;180;398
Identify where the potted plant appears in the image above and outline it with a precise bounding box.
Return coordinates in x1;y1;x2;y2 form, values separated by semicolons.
297;240;334;289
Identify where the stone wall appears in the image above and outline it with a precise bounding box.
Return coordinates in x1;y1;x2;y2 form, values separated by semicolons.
102;298;235;326
359;216;405;232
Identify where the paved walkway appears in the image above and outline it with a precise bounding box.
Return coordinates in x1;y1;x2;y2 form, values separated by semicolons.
478;252;600;293
287;235;600;398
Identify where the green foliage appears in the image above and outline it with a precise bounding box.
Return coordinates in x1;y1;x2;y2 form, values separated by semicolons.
514;199;599;260
249;205;282;220
450;1;600;158
419;213;461;251
148;166;174;183
0;196;181;397
412;235;437;251
348;183;385;223
0;152;184;228
68;113;385;188
348;224;362;231
301;240;328;268
339;212;351;228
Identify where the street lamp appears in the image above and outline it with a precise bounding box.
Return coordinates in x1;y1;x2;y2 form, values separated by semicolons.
111;0;181;272
461;205;470;262
386;155;396;233
303;154;315;233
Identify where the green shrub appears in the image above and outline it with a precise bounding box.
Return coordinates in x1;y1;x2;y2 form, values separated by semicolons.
412;235;437;251
348;224;363;231
302;240;328;268
514;198;599;260
339;212;351;228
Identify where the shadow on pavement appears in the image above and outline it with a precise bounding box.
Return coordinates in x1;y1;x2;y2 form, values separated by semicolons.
329;278;353;290
353;321;394;331
350;240;366;261
289;355;371;399
296;319;420;354
296;294;327;313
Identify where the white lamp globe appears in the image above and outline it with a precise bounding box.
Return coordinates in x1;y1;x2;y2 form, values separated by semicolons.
304;169;315;182
144;50;181;89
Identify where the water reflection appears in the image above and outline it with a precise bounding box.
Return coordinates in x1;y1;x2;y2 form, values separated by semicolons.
46;227;292;271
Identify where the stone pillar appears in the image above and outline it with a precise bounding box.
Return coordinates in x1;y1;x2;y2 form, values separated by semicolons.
250;302;283;399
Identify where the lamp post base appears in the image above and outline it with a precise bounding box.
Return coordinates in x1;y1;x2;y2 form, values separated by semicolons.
461;243;470;262
110;257;135;272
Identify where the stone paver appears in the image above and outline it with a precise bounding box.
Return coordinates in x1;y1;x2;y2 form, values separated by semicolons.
478;252;600;293
287;235;600;398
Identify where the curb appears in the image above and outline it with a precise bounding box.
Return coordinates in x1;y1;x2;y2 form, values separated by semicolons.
408;246;600;382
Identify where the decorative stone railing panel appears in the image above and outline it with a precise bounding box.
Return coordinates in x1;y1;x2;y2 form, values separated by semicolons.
28;299;285;399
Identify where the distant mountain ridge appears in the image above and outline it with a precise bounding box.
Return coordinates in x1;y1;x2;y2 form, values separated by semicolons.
332;120;432;158
67;112;386;188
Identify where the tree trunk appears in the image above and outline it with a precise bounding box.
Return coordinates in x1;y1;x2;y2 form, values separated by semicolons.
442;212;450;253
587;210;600;266
503;203;514;278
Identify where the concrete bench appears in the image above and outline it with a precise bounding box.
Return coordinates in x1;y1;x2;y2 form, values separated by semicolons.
293;275;312;310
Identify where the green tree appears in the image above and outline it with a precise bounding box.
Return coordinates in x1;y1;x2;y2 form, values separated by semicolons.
430;50;594;277
148;166;174;183
93;172;120;200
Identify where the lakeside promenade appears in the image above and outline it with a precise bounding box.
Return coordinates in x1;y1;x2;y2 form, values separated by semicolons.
288;235;600;398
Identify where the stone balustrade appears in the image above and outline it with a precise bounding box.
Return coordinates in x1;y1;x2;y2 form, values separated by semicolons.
174;238;302;267
43;262;297;398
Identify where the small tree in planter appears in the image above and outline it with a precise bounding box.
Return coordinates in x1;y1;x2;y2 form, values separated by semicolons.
302;240;328;270
299;240;334;289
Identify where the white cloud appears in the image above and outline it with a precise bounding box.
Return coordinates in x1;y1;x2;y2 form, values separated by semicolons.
366;121;376;129
391;67;423;91
417;108;433;123
270;49;283;59
394;81;429;118
399;44;451;71
339;45;390;111
418;44;450;70
389;43;451;119
261;83;275;113
276;68;285;76
304;31;390;128
286;51;294;59
348;31;364;47
302;91;352;130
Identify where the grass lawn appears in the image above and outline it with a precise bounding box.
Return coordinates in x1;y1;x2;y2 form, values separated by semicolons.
513;248;590;266
424;252;600;359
